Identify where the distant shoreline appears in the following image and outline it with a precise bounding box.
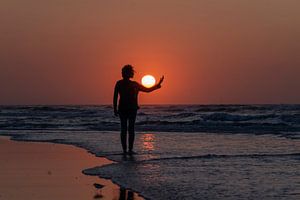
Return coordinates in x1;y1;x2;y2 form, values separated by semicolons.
0;103;300;106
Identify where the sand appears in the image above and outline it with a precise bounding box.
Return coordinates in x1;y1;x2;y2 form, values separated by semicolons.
0;136;143;200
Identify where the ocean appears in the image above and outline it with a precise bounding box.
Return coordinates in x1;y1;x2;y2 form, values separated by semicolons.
1;105;300;199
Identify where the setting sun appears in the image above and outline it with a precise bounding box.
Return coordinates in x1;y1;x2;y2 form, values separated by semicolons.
141;75;156;88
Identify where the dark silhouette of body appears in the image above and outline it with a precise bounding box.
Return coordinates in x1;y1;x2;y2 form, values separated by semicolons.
114;65;164;155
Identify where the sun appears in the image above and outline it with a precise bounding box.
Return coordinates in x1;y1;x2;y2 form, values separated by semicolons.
141;75;156;88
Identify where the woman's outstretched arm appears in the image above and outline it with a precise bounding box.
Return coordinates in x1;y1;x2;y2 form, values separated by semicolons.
138;76;164;93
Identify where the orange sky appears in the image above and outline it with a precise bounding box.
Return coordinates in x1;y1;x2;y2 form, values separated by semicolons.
1;0;299;104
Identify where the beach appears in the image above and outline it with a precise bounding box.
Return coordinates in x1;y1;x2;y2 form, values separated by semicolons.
0;105;299;199
0;136;143;200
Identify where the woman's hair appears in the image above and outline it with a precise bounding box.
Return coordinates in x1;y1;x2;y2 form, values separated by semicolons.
122;64;135;79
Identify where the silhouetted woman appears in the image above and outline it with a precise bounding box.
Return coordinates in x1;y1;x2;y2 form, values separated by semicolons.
113;65;164;155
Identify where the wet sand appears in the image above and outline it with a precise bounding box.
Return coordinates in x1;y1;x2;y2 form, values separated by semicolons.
0;136;143;200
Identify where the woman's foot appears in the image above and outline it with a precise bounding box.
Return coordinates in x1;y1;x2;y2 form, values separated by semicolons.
128;150;136;155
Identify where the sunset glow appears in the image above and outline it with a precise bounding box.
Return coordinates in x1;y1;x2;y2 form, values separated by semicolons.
0;1;299;104
141;133;155;151
141;75;156;88
0;1;299;199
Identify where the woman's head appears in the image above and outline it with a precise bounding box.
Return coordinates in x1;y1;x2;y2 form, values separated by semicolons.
122;64;135;79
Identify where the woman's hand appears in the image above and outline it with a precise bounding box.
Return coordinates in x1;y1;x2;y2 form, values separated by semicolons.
157;76;164;87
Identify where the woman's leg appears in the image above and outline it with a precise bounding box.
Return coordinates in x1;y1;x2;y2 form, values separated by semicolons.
119;112;128;153
128;110;137;153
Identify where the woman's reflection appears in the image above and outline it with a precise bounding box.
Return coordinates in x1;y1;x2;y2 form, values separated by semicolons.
119;188;134;200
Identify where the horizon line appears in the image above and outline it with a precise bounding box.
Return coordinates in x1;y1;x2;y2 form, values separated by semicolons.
0;103;299;106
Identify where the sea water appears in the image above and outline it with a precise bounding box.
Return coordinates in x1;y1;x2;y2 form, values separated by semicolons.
0;105;299;199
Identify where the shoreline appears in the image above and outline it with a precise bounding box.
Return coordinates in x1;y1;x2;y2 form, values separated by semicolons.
0;136;144;200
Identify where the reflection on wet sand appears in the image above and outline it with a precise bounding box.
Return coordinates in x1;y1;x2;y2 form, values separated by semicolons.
115;155;143;200
119;188;134;200
142;133;155;151
93;184;142;200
